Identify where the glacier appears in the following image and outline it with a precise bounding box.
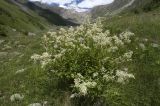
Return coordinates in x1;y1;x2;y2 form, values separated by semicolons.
29;0;114;12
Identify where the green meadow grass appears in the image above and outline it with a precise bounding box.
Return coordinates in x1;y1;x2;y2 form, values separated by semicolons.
102;8;160;106
0;33;72;106
0;0;50;36
0;8;160;106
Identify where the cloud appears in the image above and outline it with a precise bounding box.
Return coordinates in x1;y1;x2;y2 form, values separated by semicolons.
29;0;114;12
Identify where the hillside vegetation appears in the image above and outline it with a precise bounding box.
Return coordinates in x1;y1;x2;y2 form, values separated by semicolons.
102;7;160;106
0;0;77;37
130;0;160;12
0;0;160;106
91;0;131;18
0;0;50;36
91;0;160;18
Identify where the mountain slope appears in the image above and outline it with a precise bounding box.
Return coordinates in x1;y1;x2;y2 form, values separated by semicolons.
91;0;160;18
91;0;131;18
0;0;49;36
128;0;160;12
27;1;90;24
0;0;77;36
25;2;78;26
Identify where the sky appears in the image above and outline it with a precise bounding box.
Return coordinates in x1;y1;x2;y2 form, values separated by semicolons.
29;0;114;12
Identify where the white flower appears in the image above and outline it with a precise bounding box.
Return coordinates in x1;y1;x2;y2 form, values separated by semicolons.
54;44;58;49
54;53;62;59
28;103;42;106
10;93;24;102
68;26;74;33
123;51;133;61
43;101;48;106
139;43;146;50
101;66;106;72
41;52;51;68
41;52;51;59
108;46;118;53
120;31;134;43
77;73;84;79
31;52;51;68
74;73;97;95
104;30;110;35
47;31;56;37
93;72;98;77
114;51;134;64
113;36;124;46
116;70;135;84
103;74;115;81
59;28;67;34
65;42;75;47
42;35;49;42
143;38;148;42
31;54;41;61
93;34;112;46
78;37;84;43
86;81;97;88
15;68;26;74
70;93;78;98
79;84;87;95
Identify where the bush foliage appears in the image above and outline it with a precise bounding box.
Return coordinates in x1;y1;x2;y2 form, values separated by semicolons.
31;19;136;98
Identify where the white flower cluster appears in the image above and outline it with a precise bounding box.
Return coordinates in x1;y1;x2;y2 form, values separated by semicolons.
31;19;135;96
114;51;133;64
15;68;26;74
28;103;42;106
31;52;51;68
119;31;134;43
74;73;97;95
10;93;24;102
116;70;135;84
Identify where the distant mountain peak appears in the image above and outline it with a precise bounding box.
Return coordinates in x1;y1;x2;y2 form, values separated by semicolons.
29;0;114;12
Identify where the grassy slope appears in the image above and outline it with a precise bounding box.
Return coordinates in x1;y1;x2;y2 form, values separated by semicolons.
91;0;131;18
0;0;77;37
0;33;70;105
25;2;78;26
105;9;160;41
0;2;160;106
0;0;51;36
92;0;160;18
130;0;160;11
103;7;160;106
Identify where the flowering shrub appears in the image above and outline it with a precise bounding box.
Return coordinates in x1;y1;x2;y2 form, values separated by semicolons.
31;20;135;97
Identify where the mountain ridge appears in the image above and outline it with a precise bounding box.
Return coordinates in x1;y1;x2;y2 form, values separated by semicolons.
1;0;159;36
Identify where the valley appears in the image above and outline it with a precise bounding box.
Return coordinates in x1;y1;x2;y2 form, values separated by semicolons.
0;0;160;106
